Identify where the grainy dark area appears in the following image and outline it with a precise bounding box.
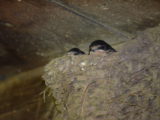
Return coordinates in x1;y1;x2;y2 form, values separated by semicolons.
0;0;160;120
0;0;160;64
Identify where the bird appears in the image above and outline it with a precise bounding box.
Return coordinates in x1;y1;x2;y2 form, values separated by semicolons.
67;48;85;55
89;40;116;55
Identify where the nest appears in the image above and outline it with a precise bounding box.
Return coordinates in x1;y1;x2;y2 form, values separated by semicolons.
43;26;160;120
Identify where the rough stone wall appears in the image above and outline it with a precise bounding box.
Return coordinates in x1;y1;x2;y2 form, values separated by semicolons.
1;0;160;63
43;25;160;120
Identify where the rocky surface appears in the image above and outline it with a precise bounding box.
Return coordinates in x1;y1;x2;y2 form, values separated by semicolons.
0;0;160;63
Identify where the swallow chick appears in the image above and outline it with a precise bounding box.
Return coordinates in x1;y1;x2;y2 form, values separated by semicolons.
89;40;117;55
67;48;85;56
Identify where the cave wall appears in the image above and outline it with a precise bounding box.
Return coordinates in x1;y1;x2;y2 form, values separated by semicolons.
0;0;160;64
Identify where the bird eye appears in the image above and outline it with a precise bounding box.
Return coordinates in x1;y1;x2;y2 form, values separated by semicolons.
91;49;96;52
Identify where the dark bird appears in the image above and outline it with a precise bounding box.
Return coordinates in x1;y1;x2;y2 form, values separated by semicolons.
89;40;117;55
67;48;85;55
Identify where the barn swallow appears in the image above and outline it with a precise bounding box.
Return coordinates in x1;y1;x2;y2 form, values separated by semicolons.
67;48;85;55
89;40;116;55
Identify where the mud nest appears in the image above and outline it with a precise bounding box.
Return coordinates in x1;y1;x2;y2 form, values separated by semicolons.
43;25;160;120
